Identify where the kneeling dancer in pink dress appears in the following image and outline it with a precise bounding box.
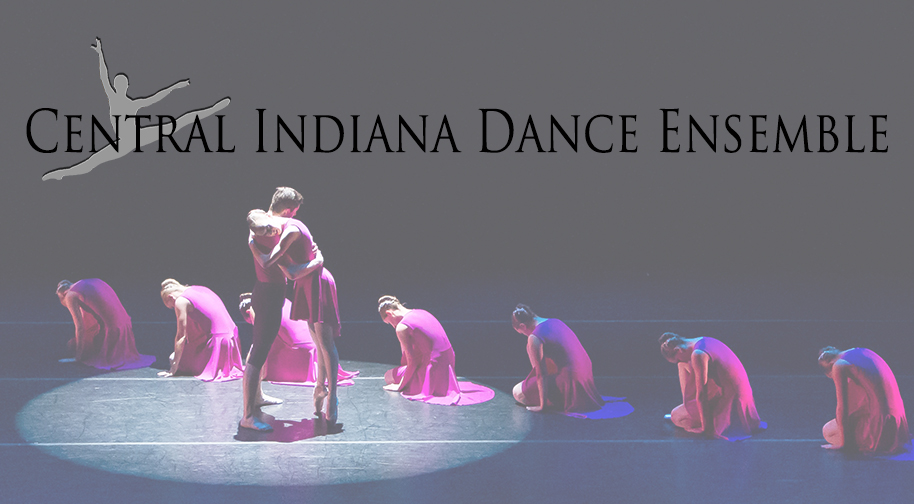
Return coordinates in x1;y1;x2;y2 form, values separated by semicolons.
660;332;766;440
159;280;244;382
239;293;359;385
56;279;155;370
378;296;494;405
511;304;604;414
818;346;909;454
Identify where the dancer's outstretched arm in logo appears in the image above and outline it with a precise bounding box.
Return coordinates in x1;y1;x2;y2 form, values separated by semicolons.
42;37;230;181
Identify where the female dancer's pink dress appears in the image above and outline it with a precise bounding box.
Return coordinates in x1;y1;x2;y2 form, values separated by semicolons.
676;337;765;441
175;286;244;382
282;218;340;326
833;348;909;454
520;319;604;413
66;279;155;370
261;300;359;385
384;309;494;405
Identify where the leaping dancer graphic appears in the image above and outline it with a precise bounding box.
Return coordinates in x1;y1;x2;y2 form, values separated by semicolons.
42;38;230;181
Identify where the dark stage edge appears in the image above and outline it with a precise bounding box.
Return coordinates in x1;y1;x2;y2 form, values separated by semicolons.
2;322;913;503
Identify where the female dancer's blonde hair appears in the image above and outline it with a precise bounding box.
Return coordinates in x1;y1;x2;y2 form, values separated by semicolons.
247;209;274;236
160;278;188;304
378;295;404;318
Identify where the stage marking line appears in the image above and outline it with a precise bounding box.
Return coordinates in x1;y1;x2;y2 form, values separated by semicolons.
2;319;912;325
0;439;824;447
4;375;897;382
2;375;912;381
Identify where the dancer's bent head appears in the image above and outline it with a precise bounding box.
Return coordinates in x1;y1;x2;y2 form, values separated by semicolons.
56;280;73;303
378;295;406;327
659;332;686;363
113;74;128;93
247;209;279;236
160;279;188;309
511;304;538;336
238;293;254;324
817;346;841;376
269;187;302;217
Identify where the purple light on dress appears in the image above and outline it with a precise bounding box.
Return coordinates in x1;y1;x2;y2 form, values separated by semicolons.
834;348;909;454
673;337;766;441
520;319;605;414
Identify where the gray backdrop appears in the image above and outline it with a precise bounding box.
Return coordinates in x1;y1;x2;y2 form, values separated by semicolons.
1;1;911;331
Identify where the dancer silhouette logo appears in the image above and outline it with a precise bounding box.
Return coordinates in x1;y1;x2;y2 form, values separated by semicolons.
36;38;231;181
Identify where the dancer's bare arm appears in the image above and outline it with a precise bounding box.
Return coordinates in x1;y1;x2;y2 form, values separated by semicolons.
525;335;546;412
279;243;324;281
160;298;190;377
383;326;417;392
248;236;272;268
690;350;722;438
62;294;86;360
263;227;301;268
91;38;114;100
823;362;850;449
136;79;190;108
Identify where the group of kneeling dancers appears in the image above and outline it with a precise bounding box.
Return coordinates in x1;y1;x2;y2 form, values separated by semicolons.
53;188;909;454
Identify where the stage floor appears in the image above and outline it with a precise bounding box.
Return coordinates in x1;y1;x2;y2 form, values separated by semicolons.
2;316;912;504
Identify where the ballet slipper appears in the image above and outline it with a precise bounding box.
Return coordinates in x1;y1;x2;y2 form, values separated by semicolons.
239;417;273;432
257;393;284;406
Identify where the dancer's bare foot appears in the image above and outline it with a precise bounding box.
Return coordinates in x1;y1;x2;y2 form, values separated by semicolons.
313;385;328;417
239;413;273;432
257;393;284;407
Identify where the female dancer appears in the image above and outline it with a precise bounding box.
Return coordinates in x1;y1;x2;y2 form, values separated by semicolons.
159;279;244;382
378;296;493;405
511;304;604;413
56;279;155;370
249;192;343;424
659;332;765;440
239;293;358;385
818;346;909;454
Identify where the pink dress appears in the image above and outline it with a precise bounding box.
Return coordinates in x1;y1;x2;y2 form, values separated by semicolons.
384;309;494;406
261;300;359;385
175;286;244;382
676;337;766;441
283;218;340;326
66;279;155;370
521;319;604;413
834;348;909;454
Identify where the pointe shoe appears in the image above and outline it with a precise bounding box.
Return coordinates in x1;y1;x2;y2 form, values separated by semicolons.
327;397;339;424
313;385;328;417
